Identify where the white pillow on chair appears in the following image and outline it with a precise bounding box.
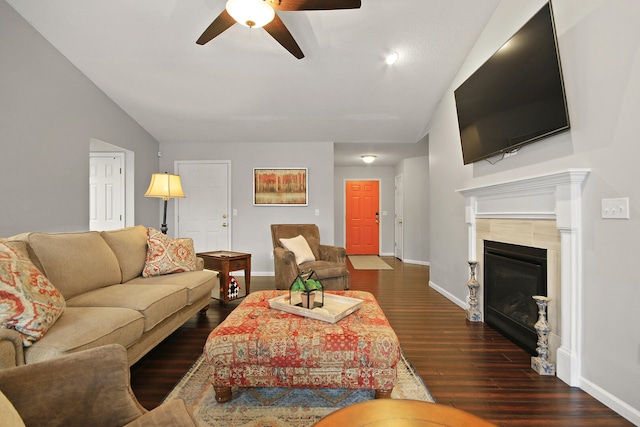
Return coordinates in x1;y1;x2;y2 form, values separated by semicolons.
279;235;316;265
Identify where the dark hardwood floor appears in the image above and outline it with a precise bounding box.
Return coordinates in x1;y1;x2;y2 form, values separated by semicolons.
130;258;632;426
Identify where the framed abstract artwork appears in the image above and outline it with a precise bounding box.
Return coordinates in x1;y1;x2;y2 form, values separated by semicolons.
253;168;308;206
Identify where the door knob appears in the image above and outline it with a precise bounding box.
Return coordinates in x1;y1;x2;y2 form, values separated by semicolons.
222;223;227;227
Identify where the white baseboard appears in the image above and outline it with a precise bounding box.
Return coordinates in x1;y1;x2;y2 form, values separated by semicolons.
402;259;430;266
248;271;275;277
580;377;640;425
429;280;467;310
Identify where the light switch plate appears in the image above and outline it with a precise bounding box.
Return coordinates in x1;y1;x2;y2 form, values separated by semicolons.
601;198;629;219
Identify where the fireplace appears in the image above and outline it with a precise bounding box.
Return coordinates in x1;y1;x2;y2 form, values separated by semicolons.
484;240;547;355
457;169;589;386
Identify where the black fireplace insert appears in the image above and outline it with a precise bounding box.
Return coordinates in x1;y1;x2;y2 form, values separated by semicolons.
484;240;547;355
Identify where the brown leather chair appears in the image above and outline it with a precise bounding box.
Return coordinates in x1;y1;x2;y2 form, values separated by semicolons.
271;224;350;291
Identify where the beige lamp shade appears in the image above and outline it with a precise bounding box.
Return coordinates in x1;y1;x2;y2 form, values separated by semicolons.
144;173;185;201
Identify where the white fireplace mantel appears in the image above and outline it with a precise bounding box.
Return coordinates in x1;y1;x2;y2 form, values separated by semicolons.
457;169;590;387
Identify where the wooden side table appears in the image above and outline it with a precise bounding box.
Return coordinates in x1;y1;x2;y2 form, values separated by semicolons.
198;251;251;305
312;399;497;427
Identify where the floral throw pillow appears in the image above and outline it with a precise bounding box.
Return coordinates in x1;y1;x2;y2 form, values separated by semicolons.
0;240;65;346
143;228;197;277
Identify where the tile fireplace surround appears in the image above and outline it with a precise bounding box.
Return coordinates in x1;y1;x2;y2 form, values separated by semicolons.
457;169;590;387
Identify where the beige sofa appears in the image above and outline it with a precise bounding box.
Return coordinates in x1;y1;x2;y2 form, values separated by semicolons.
0;225;216;369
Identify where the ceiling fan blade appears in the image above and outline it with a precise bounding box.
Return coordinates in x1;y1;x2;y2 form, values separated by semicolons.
196;9;236;45
263;14;304;59
269;0;361;12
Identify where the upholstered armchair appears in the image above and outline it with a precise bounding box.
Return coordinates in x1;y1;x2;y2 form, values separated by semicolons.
270;224;350;290
0;344;200;427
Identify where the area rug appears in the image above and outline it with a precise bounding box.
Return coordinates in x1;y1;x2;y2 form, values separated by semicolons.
164;350;432;427
348;255;393;270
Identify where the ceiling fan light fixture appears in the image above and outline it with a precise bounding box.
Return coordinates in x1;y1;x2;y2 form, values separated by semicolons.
226;0;275;28
361;155;377;164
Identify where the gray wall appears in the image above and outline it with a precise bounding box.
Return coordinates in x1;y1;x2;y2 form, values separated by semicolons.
428;0;640;421
333;166;396;255
158;142;334;275
0;1;160;236
396;156;430;264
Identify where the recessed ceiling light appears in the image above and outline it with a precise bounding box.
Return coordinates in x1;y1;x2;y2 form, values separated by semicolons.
385;51;399;65
361;155;377;164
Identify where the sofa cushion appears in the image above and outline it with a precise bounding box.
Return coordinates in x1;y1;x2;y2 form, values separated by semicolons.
26;231;122;300
101;225;148;283
0;390;25;427
24;307;144;364
126;270;217;305
0;240;66;346
66;284;187;331
143;228;197;277
279;235;316;265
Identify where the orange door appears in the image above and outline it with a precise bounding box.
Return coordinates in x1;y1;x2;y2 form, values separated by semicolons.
346;180;380;255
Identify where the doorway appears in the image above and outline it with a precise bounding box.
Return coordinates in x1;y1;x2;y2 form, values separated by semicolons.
175;161;231;253
345;180;380;255
89;152;125;231
89;139;134;230
394;174;404;260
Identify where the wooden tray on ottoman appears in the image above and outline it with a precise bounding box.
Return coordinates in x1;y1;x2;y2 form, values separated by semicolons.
269;293;363;323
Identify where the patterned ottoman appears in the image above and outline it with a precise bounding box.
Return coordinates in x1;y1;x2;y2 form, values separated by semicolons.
204;290;400;403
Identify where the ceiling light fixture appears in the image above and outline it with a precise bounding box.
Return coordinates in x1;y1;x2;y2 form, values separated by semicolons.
385;51;399;65
361;155;377;164
226;0;275;28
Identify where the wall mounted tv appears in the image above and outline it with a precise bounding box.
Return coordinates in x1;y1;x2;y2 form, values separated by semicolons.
454;2;570;165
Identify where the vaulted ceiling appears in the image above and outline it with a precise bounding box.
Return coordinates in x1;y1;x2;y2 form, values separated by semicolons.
6;0;500;165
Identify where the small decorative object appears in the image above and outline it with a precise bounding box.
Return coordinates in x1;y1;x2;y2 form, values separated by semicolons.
228;276;240;300
300;291;315;309
289;269;323;309
466;261;481;322
531;295;555;376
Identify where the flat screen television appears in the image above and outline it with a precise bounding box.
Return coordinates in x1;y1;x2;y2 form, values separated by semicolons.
454;2;570;165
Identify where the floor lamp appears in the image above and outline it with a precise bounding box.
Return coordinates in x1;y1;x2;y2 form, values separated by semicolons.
144;173;185;234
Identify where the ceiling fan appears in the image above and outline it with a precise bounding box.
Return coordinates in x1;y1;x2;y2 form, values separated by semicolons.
196;0;362;59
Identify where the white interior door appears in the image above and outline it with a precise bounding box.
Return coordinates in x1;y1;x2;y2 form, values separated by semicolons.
90;153;125;231
176;161;230;252
395;174;404;260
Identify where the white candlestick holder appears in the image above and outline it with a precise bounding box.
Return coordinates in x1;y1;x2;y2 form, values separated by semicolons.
466;261;481;322
531;295;555;375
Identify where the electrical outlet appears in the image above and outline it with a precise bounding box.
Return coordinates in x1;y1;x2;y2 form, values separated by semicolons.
270;252;274;260
601;198;630;219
